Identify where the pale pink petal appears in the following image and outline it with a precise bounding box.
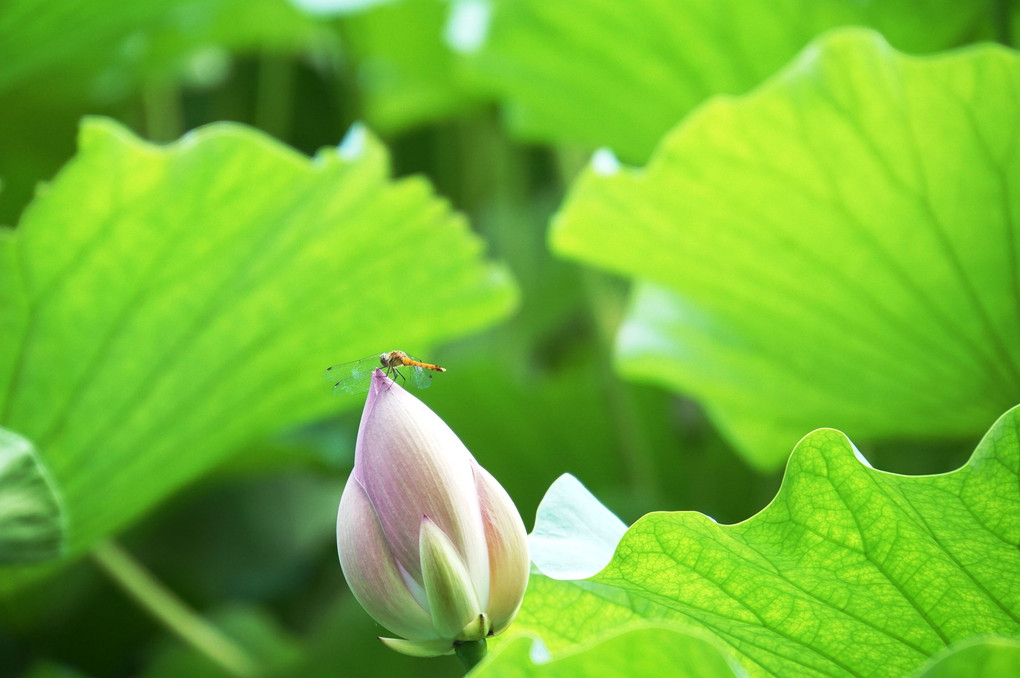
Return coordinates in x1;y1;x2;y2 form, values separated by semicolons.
473;463;530;635
353;371;490;606
336;474;436;640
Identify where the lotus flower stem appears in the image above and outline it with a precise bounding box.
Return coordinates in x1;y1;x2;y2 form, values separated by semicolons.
455;639;487;671
91;540;257;678
994;0;1014;47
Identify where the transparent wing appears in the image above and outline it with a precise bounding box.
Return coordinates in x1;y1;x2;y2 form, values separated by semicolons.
408;365;434;390
324;355;380;396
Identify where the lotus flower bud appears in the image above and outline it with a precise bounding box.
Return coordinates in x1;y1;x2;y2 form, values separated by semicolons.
337;370;530;657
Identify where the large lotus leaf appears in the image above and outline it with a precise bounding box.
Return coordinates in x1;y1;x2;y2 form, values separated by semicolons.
912;637;1020;677
475;625;741;678
0;427;64;564
0;118;516;590
551;29;1020;469
505;404;1020;677
460;0;993;160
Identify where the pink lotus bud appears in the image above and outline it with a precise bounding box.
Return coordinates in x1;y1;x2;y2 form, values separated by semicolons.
337;370;530;657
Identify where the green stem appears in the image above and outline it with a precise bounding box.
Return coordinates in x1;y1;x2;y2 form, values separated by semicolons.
91;540;257;678
580;270;661;502
994;0;1014;47
255;51;294;139
553;149;661;503
142;81;184;142
454;639;487;673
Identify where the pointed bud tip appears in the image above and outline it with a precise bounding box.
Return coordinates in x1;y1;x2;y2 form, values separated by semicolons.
456;613;490;641
365;368;403;407
369;367;391;390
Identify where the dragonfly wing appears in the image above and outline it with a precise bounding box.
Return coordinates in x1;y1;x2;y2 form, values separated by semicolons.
324;355;380;395
409;365;434;390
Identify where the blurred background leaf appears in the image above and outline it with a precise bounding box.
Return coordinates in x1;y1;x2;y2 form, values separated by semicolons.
0;0;318;98
0;0;331;226
459;0;996;161
20;663;89;678
552;29;1020;469
340;0;485;133
138;605;301;678
0;117;516;592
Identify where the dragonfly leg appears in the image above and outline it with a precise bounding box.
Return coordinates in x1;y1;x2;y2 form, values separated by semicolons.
385;366;406;387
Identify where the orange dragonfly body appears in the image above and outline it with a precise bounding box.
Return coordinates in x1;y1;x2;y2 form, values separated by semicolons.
325;350;445;395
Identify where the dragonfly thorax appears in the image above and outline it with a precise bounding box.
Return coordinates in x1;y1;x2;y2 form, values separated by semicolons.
380;350;411;368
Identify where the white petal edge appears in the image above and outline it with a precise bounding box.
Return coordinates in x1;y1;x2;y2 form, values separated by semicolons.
474;463;530;635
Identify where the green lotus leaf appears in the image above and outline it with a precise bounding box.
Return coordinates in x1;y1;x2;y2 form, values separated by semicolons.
0;118;516;591
463;0;992;160
508;404;1020;677
552;29;1020;468
476;624;742;678
911;637;1020;677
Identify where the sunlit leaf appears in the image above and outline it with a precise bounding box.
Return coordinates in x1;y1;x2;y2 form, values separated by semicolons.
0;427;64;564
911;637;1020;677
510;405;1020;677
0;118;516;590
552;29;1020;468
476;625;741;678
463;0;994;160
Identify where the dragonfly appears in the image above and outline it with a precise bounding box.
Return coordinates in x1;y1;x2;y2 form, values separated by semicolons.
324;350;446;395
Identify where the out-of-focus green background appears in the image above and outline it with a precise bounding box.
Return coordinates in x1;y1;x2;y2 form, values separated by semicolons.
1;1;1010;676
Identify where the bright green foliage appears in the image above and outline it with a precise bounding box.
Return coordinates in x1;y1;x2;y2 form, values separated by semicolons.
912;637;1020;677
0;118;516;587
343;0;482;132
552;30;1020;468
508;405;1020;677
0;0;320;102
476;625;740;678
465;0;992;160
0;427;64;564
